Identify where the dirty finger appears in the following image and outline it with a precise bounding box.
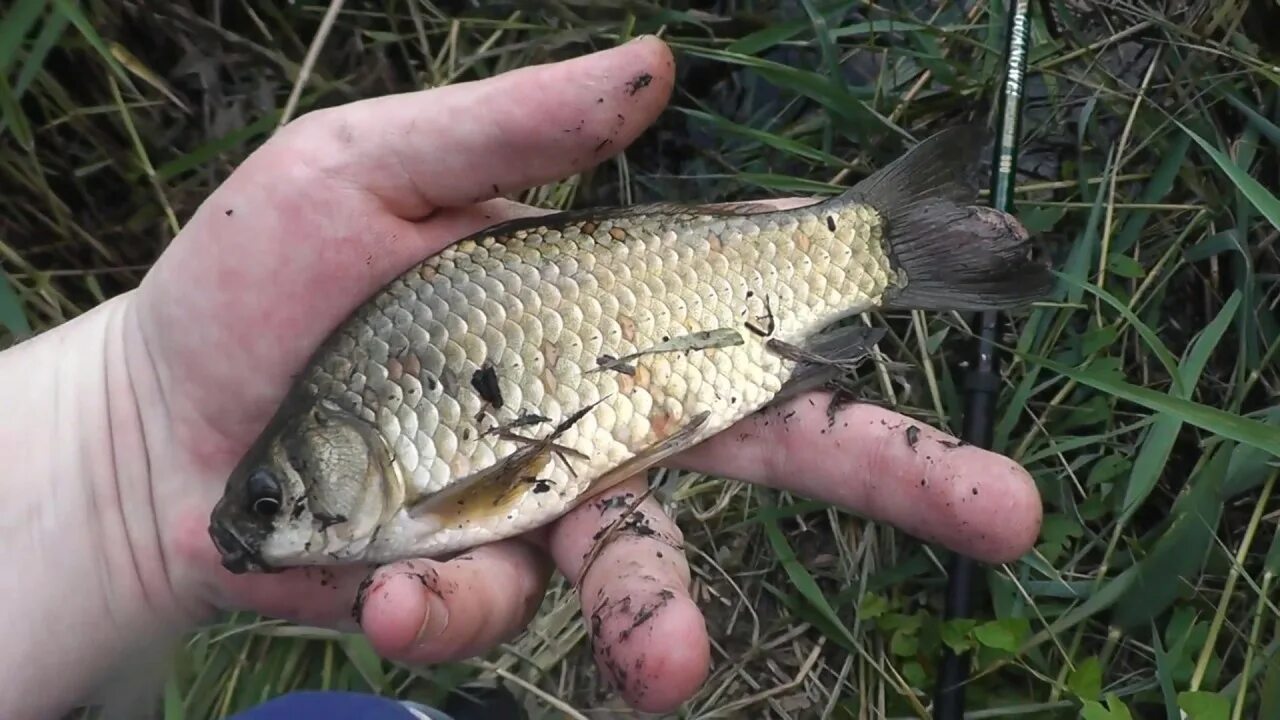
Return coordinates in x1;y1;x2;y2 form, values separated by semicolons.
355;539;553;664
672;392;1042;564
548;476;710;714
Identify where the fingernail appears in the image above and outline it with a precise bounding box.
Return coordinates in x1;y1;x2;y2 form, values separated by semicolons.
415;591;450;645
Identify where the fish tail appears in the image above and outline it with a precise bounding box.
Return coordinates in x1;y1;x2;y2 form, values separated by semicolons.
842;124;1054;311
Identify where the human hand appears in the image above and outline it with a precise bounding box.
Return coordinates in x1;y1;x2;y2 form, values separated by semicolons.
2;36;1041;717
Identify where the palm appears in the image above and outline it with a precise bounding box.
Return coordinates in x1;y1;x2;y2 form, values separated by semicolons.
122;38;1040;714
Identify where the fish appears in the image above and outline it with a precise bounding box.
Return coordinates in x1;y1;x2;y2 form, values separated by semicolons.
208;125;1054;574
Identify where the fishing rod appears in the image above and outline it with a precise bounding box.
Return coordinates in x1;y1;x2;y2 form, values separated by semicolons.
933;1;1034;718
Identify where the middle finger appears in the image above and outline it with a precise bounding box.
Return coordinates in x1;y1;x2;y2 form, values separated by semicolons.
549;476;711;715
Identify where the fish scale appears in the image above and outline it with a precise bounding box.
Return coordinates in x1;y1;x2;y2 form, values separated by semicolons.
208;126;1055;573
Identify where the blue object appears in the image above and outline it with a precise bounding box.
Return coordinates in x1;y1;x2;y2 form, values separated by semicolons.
227;691;452;720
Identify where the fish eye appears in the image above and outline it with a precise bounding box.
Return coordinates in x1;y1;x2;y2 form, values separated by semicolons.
246;468;283;517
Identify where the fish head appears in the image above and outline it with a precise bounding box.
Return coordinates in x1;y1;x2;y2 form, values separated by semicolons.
209;396;402;573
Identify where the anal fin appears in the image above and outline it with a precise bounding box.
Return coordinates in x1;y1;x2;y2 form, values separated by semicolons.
570;410;713;510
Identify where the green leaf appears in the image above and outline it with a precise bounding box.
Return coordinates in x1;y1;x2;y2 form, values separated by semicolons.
733;172;843;195
830;19;934;40
1176;119;1280;234
890;628;918;656
673;107;848;167
858;592;890;620
50;0;131;83
1265;513;1280;577
902;661;927;689
940;618;977;654
1222;407;1280;498
1017;204;1067;233
1082;694;1135;720
1105;253;1145;278
1177;691;1230;720
1261;645;1280;720
0;266;30;339
1117;413;1182;520
1182;290;1244;392
1217;84;1280;148
1088;454;1131;489
762;514;858;648
726;20;808;55
339;636;388;691
723;11;936;54
1113;444;1231;629
163;673;185;720
1080;324;1120;355
13;7;69;100
0;60;32;149
1116;291;1243;520
0;0;44;77
876;611;920;632
1017;350;1280;458
1184;231;1240;262
1062;148;1113;305
1068;656;1104;701
1113;131;1191;255
972;617;1030;653
1023;562;1138;651
673;44;883;130
1151;623;1182;720
1037;512;1084;562
1054;271;1184;395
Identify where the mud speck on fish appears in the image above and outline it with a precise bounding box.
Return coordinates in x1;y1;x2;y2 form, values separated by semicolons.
470;363;504;408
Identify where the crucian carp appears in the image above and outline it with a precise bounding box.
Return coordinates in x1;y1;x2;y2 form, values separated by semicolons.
208;125;1053;574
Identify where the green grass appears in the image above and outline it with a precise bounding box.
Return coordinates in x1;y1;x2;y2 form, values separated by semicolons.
3;1;1278;719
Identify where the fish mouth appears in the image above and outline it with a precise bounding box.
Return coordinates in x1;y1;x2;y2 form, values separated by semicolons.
208;522;273;574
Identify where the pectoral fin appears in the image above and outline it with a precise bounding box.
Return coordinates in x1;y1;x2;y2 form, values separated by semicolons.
407;442;553;524
408;398;606;527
